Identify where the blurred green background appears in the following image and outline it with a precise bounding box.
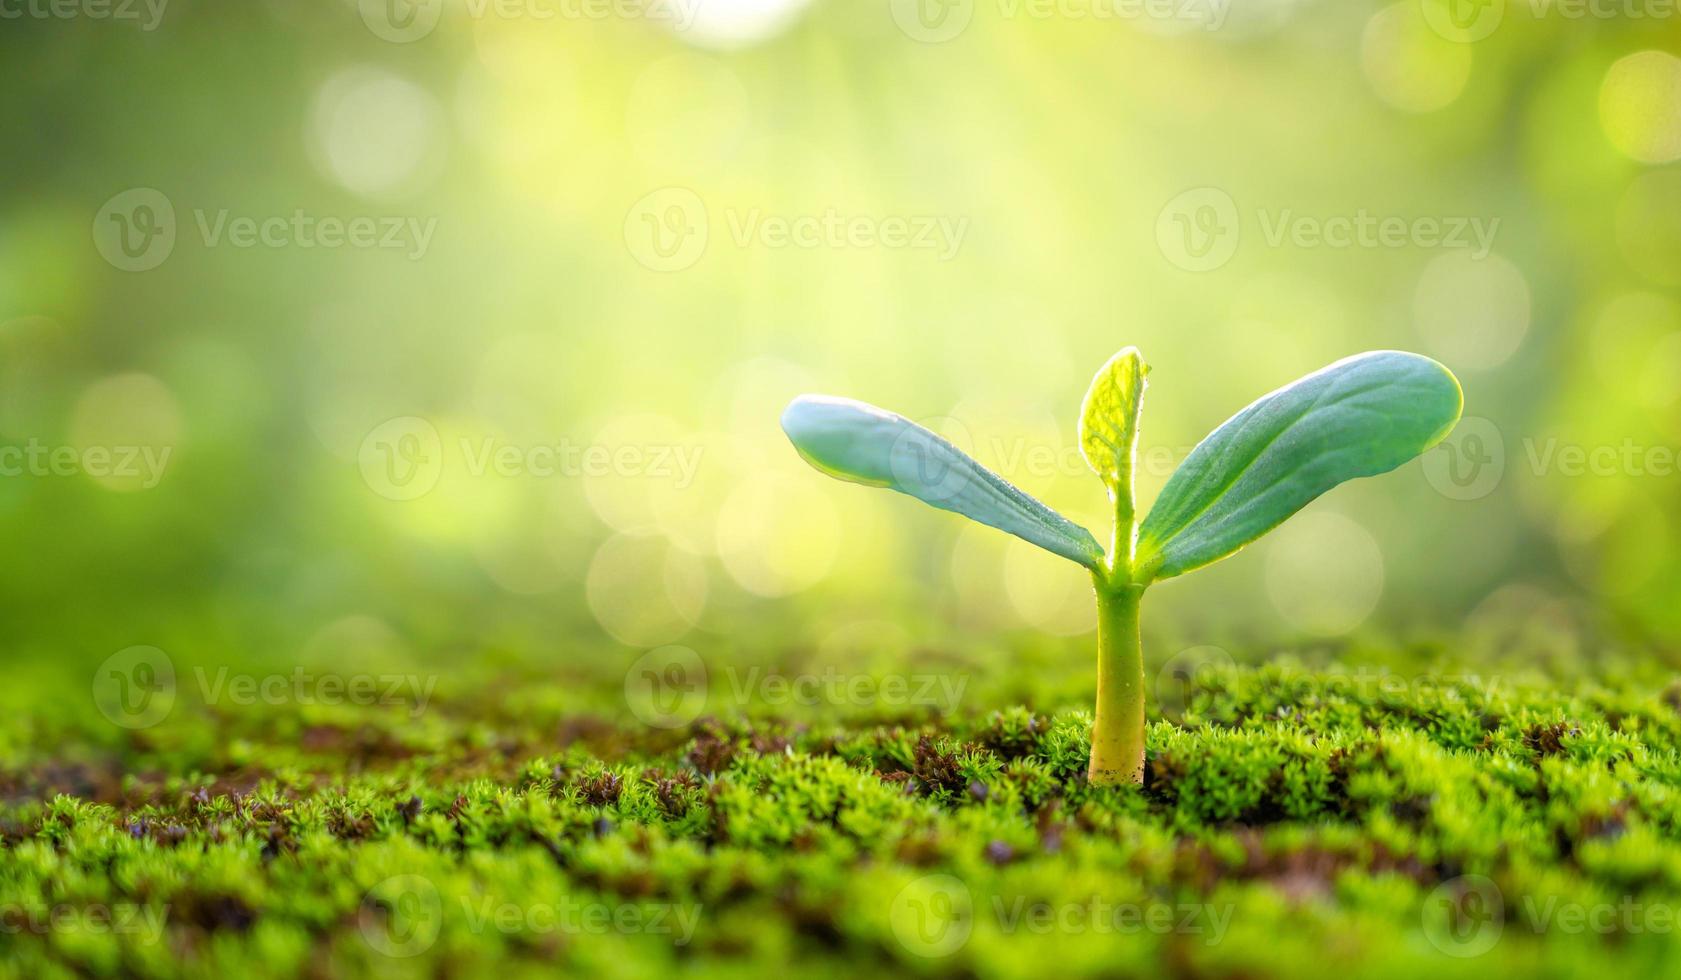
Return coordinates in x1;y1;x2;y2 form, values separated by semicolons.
3;0;1680;706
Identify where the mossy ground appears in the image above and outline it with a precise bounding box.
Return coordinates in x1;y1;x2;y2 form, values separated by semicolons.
5;643;1681;979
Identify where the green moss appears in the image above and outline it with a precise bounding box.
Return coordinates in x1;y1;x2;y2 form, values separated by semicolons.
5;662;1681;978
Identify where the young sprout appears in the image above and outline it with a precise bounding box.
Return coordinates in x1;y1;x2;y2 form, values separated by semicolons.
780;350;1463;785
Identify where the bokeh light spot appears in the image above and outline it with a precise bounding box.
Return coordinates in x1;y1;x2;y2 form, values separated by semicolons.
0;315;71;438
300;615;410;671
1599;51;1681;165
1637;332;1681;424
1587;292;1680;384
309;68;443;199
1264;510;1385;636
1563;495;1667;599
716;472;838;596
471;513;576;596
679;0;816;50
1413;252;1531;372
582;413;695;535
626;54;750;174
1002;538;1096;636
949;524;1011;632
67;373;183;493
1616;169;1681;286
647;430;756;556
587;532;708;645
1361;3;1471;114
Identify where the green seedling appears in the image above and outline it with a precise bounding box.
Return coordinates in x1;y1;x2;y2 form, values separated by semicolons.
780;350;1462;784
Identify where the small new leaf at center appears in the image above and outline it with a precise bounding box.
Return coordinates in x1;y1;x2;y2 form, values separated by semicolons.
1078;347;1149;576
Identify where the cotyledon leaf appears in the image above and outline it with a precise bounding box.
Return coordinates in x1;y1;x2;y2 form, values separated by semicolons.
781;395;1105;570
1134;351;1462;583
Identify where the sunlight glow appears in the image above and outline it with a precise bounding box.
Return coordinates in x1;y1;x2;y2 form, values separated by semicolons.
678;0;817;49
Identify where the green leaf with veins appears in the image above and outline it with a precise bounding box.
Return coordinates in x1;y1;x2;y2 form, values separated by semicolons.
780;394;1105;570
1134;350;1462;583
1078;347;1148;570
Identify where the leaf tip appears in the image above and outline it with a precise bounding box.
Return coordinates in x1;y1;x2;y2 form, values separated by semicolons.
1423;354;1466;442
1113;345;1149;375
780;393;861;443
1375;350;1464;446
778;393;819;439
1078;346;1150;486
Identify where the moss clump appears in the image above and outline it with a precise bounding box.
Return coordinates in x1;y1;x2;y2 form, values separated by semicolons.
4;663;1681;979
